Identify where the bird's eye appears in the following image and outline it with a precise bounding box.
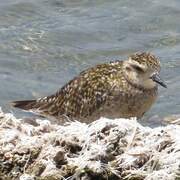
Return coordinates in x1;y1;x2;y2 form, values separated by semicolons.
133;65;144;73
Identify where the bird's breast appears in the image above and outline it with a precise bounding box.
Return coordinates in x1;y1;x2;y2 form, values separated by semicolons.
126;89;157;118
100;87;158;119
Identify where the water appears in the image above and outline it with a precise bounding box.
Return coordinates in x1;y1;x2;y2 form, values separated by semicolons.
0;0;180;125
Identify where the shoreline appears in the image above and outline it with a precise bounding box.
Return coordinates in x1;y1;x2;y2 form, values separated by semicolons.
0;108;179;180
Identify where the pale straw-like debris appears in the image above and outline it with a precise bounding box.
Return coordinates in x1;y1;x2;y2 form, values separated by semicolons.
0;107;179;180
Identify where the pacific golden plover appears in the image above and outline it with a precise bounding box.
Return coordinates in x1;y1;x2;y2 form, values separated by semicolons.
11;52;167;123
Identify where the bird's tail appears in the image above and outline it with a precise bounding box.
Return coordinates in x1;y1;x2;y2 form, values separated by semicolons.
11;100;37;110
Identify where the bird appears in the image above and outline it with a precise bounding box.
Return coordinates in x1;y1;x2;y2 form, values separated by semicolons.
11;52;167;123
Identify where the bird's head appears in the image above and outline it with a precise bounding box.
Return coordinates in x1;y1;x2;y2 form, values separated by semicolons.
123;52;167;89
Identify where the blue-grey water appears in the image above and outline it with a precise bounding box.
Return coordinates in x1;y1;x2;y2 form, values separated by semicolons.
0;0;180;125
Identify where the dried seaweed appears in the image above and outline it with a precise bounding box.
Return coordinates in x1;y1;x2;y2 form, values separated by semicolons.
0;108;179;180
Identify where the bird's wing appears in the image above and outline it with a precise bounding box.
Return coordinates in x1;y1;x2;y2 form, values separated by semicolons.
12;62;122;120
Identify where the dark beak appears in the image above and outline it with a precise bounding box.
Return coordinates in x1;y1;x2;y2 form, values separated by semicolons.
151;73;167;88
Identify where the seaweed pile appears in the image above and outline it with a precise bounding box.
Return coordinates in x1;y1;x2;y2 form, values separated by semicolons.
0;108;179;180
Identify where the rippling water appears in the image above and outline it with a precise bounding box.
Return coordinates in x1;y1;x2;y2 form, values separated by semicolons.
0;0;180;125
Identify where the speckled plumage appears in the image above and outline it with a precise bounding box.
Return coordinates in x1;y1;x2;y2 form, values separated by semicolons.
12;52;166;123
